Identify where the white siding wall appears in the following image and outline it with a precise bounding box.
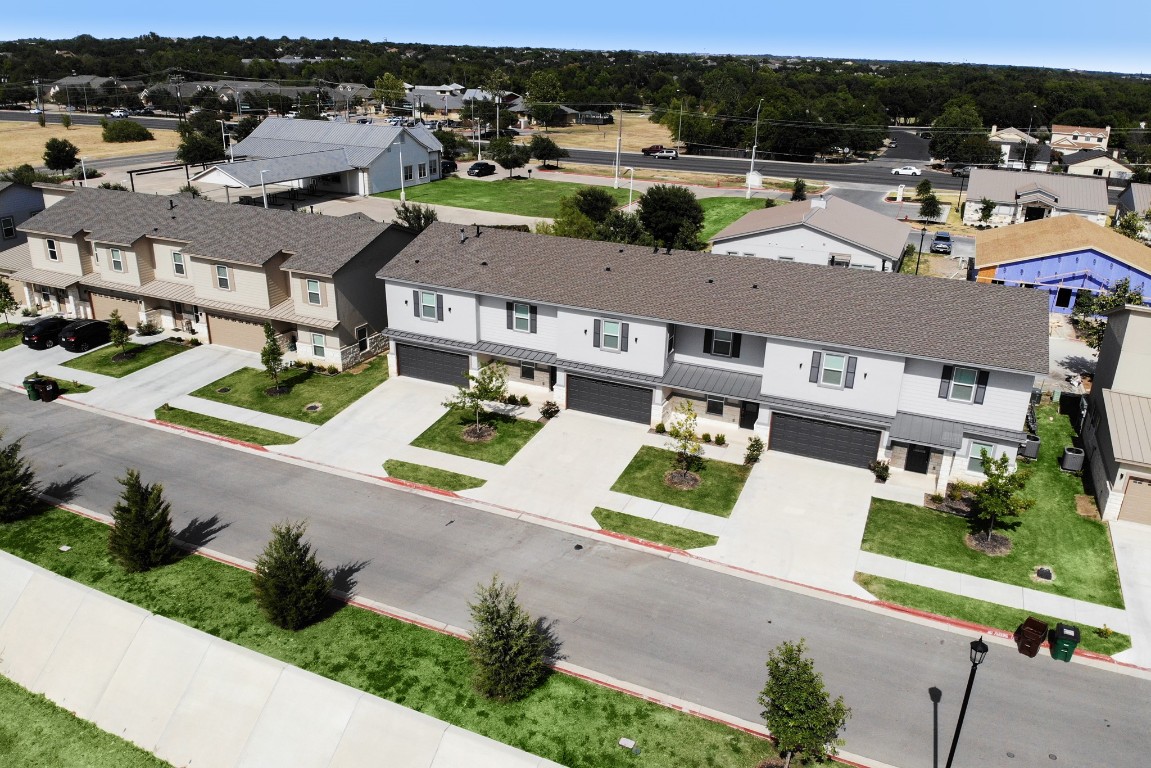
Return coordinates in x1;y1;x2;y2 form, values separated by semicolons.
555;307;667;376
712;228;888;270
367;138;434;195
384;281;478;343
897;358;1033;429
477;295;558;351
759;338;906;416
672;325;767;374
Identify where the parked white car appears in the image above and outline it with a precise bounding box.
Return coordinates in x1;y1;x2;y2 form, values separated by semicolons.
652;149;679;159
109;108;130;118
892;165;922;176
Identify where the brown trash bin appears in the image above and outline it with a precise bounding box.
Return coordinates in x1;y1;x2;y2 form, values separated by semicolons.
1016;616;1049;657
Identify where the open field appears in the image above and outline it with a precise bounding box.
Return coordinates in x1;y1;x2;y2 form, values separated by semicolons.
0;120;180;169
530;113;673;152
545;163;807;193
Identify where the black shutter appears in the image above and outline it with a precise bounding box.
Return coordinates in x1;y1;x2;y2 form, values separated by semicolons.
436;294;444;321
592;319;601;347
506;301;514;329
529;305;537;333
845;356;858;389
731;333;742;359
974;370;989;404
703;328;714;354
412;289;419;317
809;351;821;383
621;322;630;352
938;365;954;399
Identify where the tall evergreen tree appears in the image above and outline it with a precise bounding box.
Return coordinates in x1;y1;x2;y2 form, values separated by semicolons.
251;521;332;630
0;432;40;523
468;576;550;701
107;469;174;572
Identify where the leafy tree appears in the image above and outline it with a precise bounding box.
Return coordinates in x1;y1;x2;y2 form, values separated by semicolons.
107;469;174;572
433;130;461;160
0;164;56;185
98;181;129;191
918;193;942;221
1071;277;1145;348
915;178;933;199
373;73;406;113
1115;211;1144;240
251;521;333;630
979;197;996;222
102;119;154;143
597;210;653;246
393;201;439;233
571;186;617;223
37;113;46;128
528;134;569;167
1133;166;1151;184
486;137;530;177
790;178;807;201
468;575;551;701
525;70;564;128
176;127;225;165
61;113;72;129
43;138;79;172
970;452;1033;543
666;399;703;475
759;639;851;767
0;432;40;523
107;308;130;350
260;322;284;392
548;197;598;240
232;115;261;143
442;361;509;430
0;278;18;323
637;184;704;249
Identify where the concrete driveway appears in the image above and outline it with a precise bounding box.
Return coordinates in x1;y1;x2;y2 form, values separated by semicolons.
1110;521;1151;668
0;342;77;388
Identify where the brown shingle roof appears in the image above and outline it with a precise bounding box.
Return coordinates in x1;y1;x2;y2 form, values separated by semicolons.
380;223;1049;374
974;215;1151;273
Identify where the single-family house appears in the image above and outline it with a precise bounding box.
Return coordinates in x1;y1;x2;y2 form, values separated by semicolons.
48;74;117;103
1050;124;1111;153
378;224;1047;491
971;215;1151;313
710;196;909;271
194;119;443;197
0;182;47;310
1116;183;1151;240
15;186;415;368
1082;305;1151;524
963;169;1108;227
988;126;1036;145
1061;150;1133;181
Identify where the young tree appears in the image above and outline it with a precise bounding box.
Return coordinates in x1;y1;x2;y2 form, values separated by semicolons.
107;469;174;572
486;137;530;177
970;452;1033;543
251;521;333;630
1071;277;1145;348
528;134;569;167
442;362;509;436
260;322;284;392
393;202;439;233
61;113;72;130
666;399;703;477
790;178;807;201
1115;211;1144;240
759;639;851;768
37;113;46;128
107;308;130;350
0;432;40;523
468;575;550;701
637;184;704;248
43;138;80;172
0;277;18;323
979;197;996;222
914;178;933;199
918;192;942;222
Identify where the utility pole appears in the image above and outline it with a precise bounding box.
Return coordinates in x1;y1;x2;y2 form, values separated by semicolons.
746;98;765;199
170;74;184;122
32;77;42;112
613;103;623;188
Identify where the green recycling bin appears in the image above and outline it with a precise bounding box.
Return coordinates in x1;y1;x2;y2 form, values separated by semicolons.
1051;623;1080;662
23;378;41;401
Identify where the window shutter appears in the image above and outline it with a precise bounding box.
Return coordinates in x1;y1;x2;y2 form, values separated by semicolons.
703;329;714;353
506;301;514;330
412;289;419;317
938;365;954;399
529;305;537;333
809;351;821;383
621;322;630;352
845;356;858;389
436;294;444;321
974;370;989;404
592;319;601;347
731;333;742;359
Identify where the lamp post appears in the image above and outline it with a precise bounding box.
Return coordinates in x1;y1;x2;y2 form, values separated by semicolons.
32;77;42;112
746;97;765;200
79;157;87;187
915;225;928;274
392;140;406;203
613;102;623;189
943;637;989;768
1024;104;1037;170
677;91;686;150
260;169;269;209
623;166;635;208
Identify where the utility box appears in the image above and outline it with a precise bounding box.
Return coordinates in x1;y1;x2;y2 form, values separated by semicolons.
1016;616;1049;657
1051;623;1080;662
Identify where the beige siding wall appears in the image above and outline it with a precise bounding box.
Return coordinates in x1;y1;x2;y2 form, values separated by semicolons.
265;253;290;307
187;259;272;309
28;235;84;276
296;326;338;365
92;241;144;287
151;241;193;283
290;274;338;324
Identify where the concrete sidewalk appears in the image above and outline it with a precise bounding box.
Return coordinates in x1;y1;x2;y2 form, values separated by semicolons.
168;394;318;439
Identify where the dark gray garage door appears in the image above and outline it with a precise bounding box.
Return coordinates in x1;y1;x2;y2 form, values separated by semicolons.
396;344;469;386
567;376;651;424
769;413;881;469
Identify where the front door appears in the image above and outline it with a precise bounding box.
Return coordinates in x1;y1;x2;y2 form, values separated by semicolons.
739;401;761;430
905;444;930;474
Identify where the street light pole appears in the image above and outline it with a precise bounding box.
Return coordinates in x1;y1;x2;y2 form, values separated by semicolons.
613;102;623;189
623;167;635;208
915;226;928;274
79;157;87;187
1024;104;1037;170
677;93;686;150
392;140;406;203
944;637;989;768
32;77;41;112
260;169;269;209
746;98;764;200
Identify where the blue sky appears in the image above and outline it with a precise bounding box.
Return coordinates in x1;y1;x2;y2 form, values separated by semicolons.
7;1;1146;75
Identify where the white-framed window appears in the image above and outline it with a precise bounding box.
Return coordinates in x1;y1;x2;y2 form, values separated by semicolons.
110;248;124;272
420;290;438;319
968;442;994;473
306;278;322;305
513;302;531;332
0;216;14;239
820;352;847;387
711;330;734;357
418;163;427;178
949;367;978;402
706;395;725;416
601;320;621;351
404;165;414;181
172;251;186;277
311;332;325;358
215;264;231;290
520;361;536;380
46;239;58;261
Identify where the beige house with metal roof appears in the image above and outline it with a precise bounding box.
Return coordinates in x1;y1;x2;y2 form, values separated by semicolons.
963;169;1109;227
1083;305;1151;523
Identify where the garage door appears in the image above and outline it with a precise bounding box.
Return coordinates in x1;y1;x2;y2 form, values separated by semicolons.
396;344;469;386
89;292;139;322
567;376;651;424
769;413;881;469
207;314;265;352
1120;477;1151;525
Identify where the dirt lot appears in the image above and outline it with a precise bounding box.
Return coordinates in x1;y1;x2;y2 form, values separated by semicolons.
528;112;673;152
0;121;181;169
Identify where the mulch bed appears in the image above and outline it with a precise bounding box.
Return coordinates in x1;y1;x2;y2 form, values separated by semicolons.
924;483;976;518
964;532;1013;556
461;423;496;443
110;349;141;363
264;385;288;397
664;470;701;490
0;328;20;339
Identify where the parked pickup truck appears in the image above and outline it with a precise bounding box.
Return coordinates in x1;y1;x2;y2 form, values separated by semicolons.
641;145;667;156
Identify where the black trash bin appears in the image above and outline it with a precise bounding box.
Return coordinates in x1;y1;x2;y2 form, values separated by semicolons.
1016;616;1049;657
23;378;42;401
35;379;60;403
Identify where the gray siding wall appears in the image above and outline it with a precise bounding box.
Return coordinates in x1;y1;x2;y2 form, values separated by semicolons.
332;229;413;345
0;185;46;246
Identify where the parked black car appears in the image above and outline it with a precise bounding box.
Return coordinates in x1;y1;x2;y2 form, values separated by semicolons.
58;319;111;352
441;159;459;175
467;161;496;177
21;316;71;349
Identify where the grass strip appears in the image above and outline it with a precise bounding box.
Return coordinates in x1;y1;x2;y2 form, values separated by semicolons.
154;407;299;446
699;197;770;242
374;176;629;218
411;408;543;465
62;340;189;378
854;573;1131;657
0;509;775;768
0;672;170;767
610;446;750;518
592;507;718;550
383;459;486;491
0;322;24;351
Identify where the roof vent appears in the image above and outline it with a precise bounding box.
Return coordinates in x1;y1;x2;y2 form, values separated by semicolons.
480;260;488;266
414;258;420;264
605;266;611;272
652;245;659;254
459;227;466;243
168;200;175;210
665;246;672;254
474;224;481;237
619;248;625;253
707;278;714;284
752;283;758;289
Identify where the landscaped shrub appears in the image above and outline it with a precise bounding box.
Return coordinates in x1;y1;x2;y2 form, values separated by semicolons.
539;401;560;419
868;460;891;482
102;119;155;143
0;432;40;523
468;575;551;701
654;422;666;434
504;394;520;406
189;338;202;346
251;520;333;631
701;432;712;443
326;364;339;375
744;436;765;465
135;320;161;336
518;395;530;407
714;433;726;446
107;469;174;572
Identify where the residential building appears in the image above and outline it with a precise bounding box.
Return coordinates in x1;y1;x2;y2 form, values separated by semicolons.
0;182;47;310
987;126;1050;171
971;216;1151;313
988;126;1037;145
15;186;414;368
1082;305;1151;524
1061;150;1133;181
378;224;1047;491
1116;183;1151;240
962;169;1108;227
710;196;909;271
1050;124;1111;153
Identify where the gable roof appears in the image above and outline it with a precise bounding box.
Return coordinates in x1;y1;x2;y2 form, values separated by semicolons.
231;120;442;168
380;223;1048;374
989;127;1036;144
974;215;1151;274
1052;124;1108;136
17;187;393;277
966;169;1108;213
1062;149;1132;169
1120;183;1151;215
190;150;356;188
710;196;910;260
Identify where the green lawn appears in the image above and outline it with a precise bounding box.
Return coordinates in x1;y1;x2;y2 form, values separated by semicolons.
592;507;718;550
861;405;1123;607
0;673;170;767
384;459;486;491
0;322;23;351
190;356;389;425
374;177;629;218
855;574;1131;657
62;340;189;378
610;446;750;518
699;197;769;242
411;408;544;465
154;406;299;446
0;509;776;768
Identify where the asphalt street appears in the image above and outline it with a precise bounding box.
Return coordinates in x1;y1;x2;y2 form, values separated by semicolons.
2;392;1148;768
